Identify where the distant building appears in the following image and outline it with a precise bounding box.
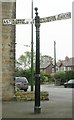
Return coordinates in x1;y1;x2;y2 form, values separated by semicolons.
56;57;74;72
40;63;54;75
40;55;54;74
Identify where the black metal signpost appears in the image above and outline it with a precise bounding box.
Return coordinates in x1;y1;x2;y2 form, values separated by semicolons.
34;7;41;113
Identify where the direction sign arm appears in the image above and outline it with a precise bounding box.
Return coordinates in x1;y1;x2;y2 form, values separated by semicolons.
40;12;71;23
2;12;71;25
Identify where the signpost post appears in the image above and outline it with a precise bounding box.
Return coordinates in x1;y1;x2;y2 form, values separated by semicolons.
2;7;71;114
34;7;41;113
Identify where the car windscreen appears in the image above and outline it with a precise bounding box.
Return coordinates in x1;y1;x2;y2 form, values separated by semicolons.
15;78;28;83
68;80;74;83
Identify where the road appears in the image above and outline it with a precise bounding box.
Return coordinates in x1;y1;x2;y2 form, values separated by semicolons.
28;84;72;103
2;84;73;118
41;84;72;102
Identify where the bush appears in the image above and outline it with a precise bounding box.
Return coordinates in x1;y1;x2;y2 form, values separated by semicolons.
65;70;74;80
40;72;47;84
16;68;50;84
53;70;74;85
54;72;66;85
15;68;35;84
54;71;65;80
40;72;52;84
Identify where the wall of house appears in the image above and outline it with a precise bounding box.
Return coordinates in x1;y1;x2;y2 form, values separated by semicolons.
44;65;52;75
0;0;16;100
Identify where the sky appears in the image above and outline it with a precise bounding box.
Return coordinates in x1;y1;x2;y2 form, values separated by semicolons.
16;0;73;61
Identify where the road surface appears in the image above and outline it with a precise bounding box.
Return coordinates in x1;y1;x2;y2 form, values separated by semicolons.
2;85;73;118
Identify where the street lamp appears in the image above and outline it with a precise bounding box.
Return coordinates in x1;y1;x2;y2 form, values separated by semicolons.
34;7;41;114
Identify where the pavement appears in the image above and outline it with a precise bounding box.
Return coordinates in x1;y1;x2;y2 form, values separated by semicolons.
1;85;74;119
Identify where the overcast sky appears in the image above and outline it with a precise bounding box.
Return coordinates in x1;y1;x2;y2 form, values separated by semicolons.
16;0;73;61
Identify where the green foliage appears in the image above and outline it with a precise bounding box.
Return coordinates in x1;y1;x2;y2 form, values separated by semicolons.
65;70;74;80
40;72;46;83
54;71;65;80
16;52;31;69
54;70;74;80
15;68;51;84
16;51;36;70
23;69;35;84
40;72;51;84
53;70;74;85
49;74;55;82
16;68;35;84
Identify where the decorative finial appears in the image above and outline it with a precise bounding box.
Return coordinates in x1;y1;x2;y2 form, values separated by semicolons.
34;7;38;16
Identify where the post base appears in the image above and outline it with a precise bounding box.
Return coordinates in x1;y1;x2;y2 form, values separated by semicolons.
34;106;41;114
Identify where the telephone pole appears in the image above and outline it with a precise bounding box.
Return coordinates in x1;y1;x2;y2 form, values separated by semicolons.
54;41;56;73
54;41;56;85
31;0;34;91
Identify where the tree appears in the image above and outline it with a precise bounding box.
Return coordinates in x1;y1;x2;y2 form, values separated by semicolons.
16;51;37;70
40;55;53;65
16;51;31;69
15;60;22;70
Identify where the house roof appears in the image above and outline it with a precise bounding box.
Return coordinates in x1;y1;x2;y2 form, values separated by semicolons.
63;57;74;67
40;61;52;69
57;57;74;67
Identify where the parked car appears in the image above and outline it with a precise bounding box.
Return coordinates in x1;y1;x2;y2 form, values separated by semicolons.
64;79;74;88
15;77;28;91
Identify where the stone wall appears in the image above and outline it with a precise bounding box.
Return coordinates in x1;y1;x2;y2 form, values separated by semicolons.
0;1;2;101
0;0;16;100
72;2;74;58
0;2;2;119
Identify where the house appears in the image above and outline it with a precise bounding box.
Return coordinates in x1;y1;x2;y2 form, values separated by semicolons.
40;62;54;74
40;55;54;74
56;57;74;72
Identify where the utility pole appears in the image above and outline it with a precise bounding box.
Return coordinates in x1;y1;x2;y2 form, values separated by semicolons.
54;41;56;73
31;0;33;91
54;41;56;85
34;7;41;114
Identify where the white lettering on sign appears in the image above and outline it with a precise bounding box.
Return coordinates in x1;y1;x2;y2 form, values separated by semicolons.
2;12;71;25
3;19;12;25
40;16;56;23
3;19;34;25
40;12;71;23
57;12;71;20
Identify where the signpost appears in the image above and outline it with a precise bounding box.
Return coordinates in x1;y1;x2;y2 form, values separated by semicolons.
2;7;71;114
34;7;41;113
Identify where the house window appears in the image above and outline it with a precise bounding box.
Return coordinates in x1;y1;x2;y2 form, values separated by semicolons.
59;67;64;71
